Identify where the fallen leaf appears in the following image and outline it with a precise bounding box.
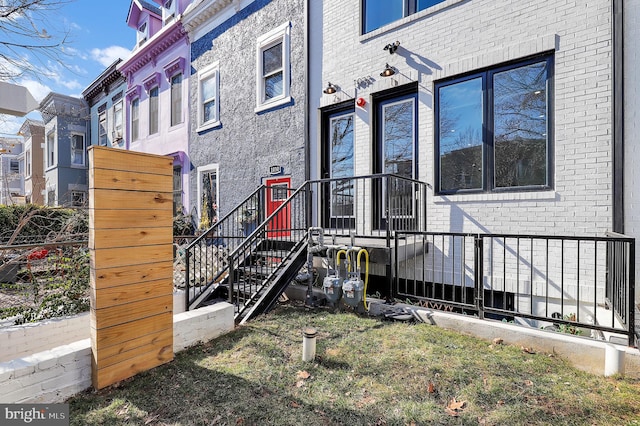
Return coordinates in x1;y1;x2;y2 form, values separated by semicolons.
497;400;505;406
427;381;436;393
290;401;301;408
295;380;305;388
297;370;311;379
524;380;533;387
447;398;466;411
445;407;459;417
483;377;488;388
521;346;535;354
493;338;503;345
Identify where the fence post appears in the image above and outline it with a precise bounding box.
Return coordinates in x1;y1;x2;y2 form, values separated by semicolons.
629;239;636;347
185;248;190;312
474;235;484;319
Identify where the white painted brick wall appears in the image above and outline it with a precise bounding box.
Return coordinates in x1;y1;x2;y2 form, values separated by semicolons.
0;314;90;363
0;303;234;404
315;0;615;237
624;0;640;295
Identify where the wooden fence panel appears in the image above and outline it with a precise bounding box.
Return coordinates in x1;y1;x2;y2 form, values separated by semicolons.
89;146;174;390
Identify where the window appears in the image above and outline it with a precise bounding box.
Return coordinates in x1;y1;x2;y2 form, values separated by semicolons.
71;191;86;208
71;134;85;166
131;98;139;141
171;73;182;126
197;62;219;130
149;86;159;135
137;21;148;46
173;165;182;215
256;22;291;112
163;0;176;24
435;55;552;194
25;150;31;177
113;100;123;141
98;104;108;146
46;131;55;168
9;159;19;174
197;165;219;228
362;0;445;34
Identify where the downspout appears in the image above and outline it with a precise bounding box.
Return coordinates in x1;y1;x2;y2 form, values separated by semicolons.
613;0;624;233
303;0;311;229
303;0;310;183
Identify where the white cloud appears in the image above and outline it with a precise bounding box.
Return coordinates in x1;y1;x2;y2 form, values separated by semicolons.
0;115;24;136
90;46;131;67
18;79;51;102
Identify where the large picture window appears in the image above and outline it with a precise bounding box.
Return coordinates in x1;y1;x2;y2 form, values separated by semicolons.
363;0;445;34
435;55;552;194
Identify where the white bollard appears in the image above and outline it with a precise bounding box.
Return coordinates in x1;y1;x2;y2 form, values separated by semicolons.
302;327;317;362
604;344;625;377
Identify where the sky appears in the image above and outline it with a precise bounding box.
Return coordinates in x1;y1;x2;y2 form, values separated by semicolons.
0;0;135;136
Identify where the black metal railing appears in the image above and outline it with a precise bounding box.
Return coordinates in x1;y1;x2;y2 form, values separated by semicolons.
186;174;429;314
227;184;307;319
184;186;265;310
395;231;636;346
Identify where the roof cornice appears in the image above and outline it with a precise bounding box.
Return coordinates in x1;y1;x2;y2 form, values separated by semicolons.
182;0;235;34
118;22;188;78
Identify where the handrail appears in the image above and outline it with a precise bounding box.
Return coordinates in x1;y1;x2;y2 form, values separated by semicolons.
184;185;266;311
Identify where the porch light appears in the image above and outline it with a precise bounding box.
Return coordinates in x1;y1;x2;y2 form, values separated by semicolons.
380;63;395;77
323;82;337;94
383;41;400;54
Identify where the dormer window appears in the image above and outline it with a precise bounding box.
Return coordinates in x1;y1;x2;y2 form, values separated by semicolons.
137;21;148;46
163;0;176;24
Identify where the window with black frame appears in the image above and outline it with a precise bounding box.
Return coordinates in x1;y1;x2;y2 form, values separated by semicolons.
362;0;446;34
435;55;552;194
321;103;355;230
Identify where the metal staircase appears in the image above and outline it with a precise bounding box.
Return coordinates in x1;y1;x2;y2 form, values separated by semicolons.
184;180;311;323
184;174;430;323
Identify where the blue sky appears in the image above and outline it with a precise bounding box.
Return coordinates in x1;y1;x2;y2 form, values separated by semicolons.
0;0;135;136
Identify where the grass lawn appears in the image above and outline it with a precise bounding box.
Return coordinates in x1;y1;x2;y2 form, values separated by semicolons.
68;303;640;425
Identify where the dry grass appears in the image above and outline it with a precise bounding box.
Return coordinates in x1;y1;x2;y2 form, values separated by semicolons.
68;303;640;425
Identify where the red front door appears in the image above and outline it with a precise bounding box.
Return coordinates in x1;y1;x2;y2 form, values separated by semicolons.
264;176;291;238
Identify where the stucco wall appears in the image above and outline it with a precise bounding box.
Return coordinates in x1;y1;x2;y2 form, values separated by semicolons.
315;0;614;236
188;0;306;217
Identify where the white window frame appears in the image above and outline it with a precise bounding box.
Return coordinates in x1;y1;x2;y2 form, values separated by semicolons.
148;85;159;135
162;0;176;24
70;133;85;167
25;149;31;177
137;20;148;47
130;97;140;141
170;73;183;126
255;21;291;113
113;100;124;142
46;131;56;169
197;163;220;224
98;106;108;146
71;191;86;208
197;61;220;132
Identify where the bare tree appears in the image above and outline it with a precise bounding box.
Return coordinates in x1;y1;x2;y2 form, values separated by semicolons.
0;0;74;81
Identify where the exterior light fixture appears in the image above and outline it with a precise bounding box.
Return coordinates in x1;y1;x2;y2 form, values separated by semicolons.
323;82;337;94
380;64;395;77
383;41;400;54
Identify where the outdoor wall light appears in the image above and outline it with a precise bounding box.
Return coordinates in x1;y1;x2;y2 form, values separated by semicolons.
383;41;400;54
380;64;395;77
323;82;337;94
